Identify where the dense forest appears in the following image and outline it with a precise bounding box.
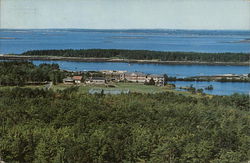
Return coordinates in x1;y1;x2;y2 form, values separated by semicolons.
0;61;249;162
0;61;65;86
0;87;249;162
21;49;250;62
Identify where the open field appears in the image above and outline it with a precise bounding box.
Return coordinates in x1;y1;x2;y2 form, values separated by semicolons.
53;83;167;94
0;83;212;98
51;83;210;97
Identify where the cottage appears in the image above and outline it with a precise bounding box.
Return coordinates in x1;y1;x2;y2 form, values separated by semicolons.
72;76;83;84
92;77;106;84
121;72;147;83
101;70;127;82
147;74;165;86
101;70;127;75
63;77;74;84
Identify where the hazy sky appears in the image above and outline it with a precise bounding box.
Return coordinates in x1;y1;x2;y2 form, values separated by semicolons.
1;0;250;30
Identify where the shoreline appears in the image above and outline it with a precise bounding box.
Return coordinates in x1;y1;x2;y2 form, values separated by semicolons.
0;54;249;66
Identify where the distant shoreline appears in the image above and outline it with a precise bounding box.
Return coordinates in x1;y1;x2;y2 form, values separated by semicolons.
0;54;249;66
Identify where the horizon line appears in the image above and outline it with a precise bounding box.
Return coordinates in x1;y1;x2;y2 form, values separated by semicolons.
1;28;250;31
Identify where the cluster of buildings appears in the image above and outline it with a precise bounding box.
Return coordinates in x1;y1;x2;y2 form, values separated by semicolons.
63;76;83;84
120;72;164;85
63;76;106;85
62;70;165;86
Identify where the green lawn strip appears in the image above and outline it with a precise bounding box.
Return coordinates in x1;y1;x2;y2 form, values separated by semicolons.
51;83;167;94
0;83;209;98
52;83;204;97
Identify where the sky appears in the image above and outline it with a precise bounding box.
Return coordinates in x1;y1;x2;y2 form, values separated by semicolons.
0;0;250;30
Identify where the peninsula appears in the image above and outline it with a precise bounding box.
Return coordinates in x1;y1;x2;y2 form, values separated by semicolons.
1;49;249;65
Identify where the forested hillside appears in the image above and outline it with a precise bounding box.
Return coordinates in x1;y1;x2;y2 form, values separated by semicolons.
0;87;249;162
21;49;250;62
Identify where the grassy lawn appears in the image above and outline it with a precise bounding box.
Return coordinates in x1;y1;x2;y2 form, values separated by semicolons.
51;82;168;94
112;83;166;93
51;82;206;97
0;83;210;98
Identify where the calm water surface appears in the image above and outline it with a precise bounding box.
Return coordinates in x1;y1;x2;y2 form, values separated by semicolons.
1;29;250;54
32;60;249;78
171;81;250;95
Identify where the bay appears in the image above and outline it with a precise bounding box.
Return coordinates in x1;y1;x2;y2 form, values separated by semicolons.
32;60;249;78
1;29;250;54
171;81;250;96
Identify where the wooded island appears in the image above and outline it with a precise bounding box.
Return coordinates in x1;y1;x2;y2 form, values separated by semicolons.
1;49;249;65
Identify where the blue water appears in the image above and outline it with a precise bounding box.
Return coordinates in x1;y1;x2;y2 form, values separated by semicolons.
171;81;250;96
0;29;250;54
32;60;249;78
1;29;249;95
31;60;250;95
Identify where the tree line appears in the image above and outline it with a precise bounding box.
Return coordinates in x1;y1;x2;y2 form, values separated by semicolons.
0;87;249;162
21;49;250;62
0;61;65;86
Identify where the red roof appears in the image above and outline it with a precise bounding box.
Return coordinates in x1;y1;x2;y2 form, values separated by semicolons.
72;76;83;80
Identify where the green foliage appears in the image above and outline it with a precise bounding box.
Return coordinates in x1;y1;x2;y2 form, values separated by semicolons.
0;88;249;162
197;88;204;94
163;74;168;82
144;78;155;85
0;61;65;86
22;49;250;63
205;85;214;90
